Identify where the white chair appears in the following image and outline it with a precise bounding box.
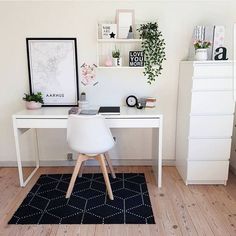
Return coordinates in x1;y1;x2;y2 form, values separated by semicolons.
66;114;116;200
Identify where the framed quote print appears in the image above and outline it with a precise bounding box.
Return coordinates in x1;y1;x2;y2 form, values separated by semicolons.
26;38;79;106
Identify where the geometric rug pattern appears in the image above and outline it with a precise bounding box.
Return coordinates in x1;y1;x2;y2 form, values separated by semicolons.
8;173;155;224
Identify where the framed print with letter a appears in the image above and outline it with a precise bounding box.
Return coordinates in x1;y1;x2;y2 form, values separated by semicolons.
26;38;79;106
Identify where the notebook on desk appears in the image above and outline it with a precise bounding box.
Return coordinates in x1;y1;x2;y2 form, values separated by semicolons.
98;106;120;115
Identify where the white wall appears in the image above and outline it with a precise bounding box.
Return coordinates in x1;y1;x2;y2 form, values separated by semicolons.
0;0;236;165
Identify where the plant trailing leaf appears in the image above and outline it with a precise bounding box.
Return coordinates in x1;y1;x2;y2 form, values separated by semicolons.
23;92;44;104
138;22;166;84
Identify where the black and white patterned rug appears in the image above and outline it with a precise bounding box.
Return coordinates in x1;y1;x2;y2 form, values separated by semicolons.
8;173;155;224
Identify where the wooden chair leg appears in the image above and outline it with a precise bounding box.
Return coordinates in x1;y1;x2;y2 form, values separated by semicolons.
97;154;114;200
66;154;87;198
104;152;116;179
78;161;85;177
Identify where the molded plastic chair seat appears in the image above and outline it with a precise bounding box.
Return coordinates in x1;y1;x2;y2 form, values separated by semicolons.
66;114;116;200
67;115;115;154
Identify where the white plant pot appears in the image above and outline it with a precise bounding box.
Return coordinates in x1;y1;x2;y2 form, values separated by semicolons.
112;57;122;67
195;48;208;61
26;101;42;110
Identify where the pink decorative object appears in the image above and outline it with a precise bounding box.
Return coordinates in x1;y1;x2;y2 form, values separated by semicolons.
81;63;97;86
25;101;42;110
105;57;113;67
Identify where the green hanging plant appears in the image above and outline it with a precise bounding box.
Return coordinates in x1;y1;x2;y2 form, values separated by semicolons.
138;22;166;84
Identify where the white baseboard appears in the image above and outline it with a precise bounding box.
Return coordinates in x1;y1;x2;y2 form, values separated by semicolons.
0;159;175;167
229;164;236;175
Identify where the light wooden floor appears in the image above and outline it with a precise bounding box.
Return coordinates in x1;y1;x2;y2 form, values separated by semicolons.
0;166;235;236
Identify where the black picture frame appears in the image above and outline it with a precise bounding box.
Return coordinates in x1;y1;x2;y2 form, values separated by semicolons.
26;37;79;107
129;51;144;67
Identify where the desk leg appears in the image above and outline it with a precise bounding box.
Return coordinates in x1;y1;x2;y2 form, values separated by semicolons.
152;117;163;188
33;129;40;169
13;118;39;187
158;117;163;188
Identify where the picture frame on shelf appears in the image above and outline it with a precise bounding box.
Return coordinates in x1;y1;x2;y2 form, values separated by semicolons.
129;51;144;67
116;9;135;39
26;38;79;107
102;24;117;39
212;26;225;60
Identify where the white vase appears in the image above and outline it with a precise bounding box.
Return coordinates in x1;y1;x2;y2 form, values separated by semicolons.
195;48;208;61
112;57;122;67
26;101;42;110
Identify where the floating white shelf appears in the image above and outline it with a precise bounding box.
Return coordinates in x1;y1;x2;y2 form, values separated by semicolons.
97;23;143;68
97;39;142;43
97;66;144;69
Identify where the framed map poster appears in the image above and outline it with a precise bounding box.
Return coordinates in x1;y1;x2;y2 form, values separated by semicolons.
26;38;79;106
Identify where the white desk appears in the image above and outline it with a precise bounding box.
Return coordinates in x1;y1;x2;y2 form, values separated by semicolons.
12;107;163;188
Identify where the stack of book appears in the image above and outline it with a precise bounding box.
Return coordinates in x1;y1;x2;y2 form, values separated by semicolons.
145;98;156;108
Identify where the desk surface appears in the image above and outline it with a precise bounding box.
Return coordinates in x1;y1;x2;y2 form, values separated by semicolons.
13;106;163;119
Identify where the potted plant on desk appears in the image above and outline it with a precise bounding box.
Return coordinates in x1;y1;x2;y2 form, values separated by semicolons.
112;48;122;67
194;40;211;61
23;92;44;110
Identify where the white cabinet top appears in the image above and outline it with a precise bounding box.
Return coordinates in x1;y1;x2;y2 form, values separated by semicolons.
181;60;233;65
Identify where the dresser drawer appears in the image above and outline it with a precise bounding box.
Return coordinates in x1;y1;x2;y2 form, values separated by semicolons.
187;160;229;182
189;115;233;137
193;64;232;77
191;91;234;114
192;78;232;91
188;138;231;161
15;118;68;128
106;118;160;128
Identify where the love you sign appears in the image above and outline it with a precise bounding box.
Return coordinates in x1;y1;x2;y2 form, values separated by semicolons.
129;51;144;67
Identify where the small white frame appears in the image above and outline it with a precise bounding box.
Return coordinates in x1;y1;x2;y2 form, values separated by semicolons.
116;9;135;39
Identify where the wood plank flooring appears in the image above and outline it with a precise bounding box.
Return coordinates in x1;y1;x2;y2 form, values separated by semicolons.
0;166;235;236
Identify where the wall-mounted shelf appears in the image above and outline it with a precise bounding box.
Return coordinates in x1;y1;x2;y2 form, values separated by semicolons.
97;66;144;69
97;39;142;43
97;23;143;68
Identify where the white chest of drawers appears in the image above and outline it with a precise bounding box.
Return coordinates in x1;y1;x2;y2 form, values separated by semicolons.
176;61;234;185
